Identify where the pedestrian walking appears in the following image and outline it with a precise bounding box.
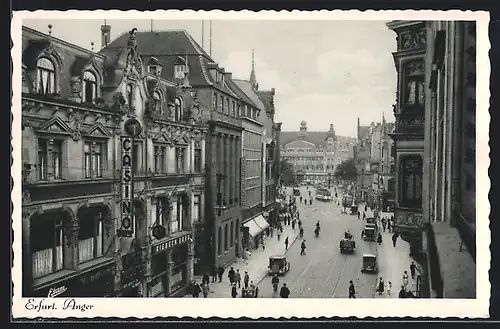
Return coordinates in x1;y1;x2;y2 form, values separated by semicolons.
235;269;242;288
202;283;209;298
387;218;392;232
363;212;366;220
285;236;289;250
377;277;385;295
300;196;303;203
410;261;417;279
280;283;291;298
348;280;356;298
381;217;387;232
299;227;304;238
217;265;224;282
202;273;210;286
298;220;302;229
292;220;296;230
277;231;281;241
377;232;383;245
392;232;398;247
357;211;360;220
304;198;307;205
228;267;235;285
192;282;201;298
231;283;238;298
244;271;250;289
211;265;217;283
386;281;392;296
398;285;407;298
309;199;312;205
300;240;306;255
402;271;409;289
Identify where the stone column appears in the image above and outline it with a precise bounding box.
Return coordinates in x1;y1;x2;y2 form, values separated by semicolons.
186;241;195;286
184;145;190;174
64;218;80;270
190;139;195;174
201;136;206;170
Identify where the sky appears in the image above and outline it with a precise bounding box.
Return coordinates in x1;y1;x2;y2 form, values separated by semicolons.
23;18;397;138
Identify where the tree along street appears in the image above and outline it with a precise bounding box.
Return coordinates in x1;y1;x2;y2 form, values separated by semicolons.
258;186;378;298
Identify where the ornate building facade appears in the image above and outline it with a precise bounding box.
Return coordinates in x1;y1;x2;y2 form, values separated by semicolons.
387;20;477;298
21;25;205;297
280;121;355;183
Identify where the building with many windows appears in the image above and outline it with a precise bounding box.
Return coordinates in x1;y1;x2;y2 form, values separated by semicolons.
386;20;476;298
21;25;206;297
103;27;244;273
280;121;355;184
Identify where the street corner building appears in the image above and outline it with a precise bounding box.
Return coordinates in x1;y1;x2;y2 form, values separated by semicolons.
280;121;356;184
386;20;476;298
20;24;208;297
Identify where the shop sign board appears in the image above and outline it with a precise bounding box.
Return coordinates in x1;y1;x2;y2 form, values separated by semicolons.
152;233;193;255
117;135;134;238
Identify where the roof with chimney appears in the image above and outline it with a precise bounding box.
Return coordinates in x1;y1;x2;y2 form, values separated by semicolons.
100;29;237;96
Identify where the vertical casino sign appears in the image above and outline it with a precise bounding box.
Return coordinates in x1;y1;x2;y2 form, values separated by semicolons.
117;118;143;238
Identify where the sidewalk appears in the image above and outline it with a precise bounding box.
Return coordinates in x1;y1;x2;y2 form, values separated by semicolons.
195;225;300;298
374;229;418;298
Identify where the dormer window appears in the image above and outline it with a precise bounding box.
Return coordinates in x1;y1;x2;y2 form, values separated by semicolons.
174;98;182;121
82;71;97;103
37;57;56;95
174;57;189;79
149;65;160;76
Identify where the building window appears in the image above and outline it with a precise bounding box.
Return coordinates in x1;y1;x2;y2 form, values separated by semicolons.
219;95;224;113
36;57;56;95
193;195;200;223
404;61;425;106
157;196;170;230
30;212;65;279
213;93;218;111
38;138;63;180
82;71;97;103
232;101;236;117
226;99;230;115
127;84;134;112
174;98;182;121
170;196;180;234
78;207;104;264
399;155;423;208
175;147;185;173
84;141;104;178
230;221;234;247
153;91;162;115
154;145;167;174
194;147;202;172
224;223;228;251
217;226;222;255
149;65;159;76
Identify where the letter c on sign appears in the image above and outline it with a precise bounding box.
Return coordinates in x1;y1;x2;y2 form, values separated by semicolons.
123;138;132;151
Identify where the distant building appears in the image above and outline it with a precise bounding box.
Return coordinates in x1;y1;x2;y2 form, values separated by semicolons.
280;121;356;184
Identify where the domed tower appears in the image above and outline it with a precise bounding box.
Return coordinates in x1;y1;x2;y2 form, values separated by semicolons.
298;120;308;139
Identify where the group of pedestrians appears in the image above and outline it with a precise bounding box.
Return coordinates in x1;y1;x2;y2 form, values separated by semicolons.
271;274;291;298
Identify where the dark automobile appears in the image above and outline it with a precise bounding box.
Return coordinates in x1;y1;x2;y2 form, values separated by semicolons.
361;253;378;273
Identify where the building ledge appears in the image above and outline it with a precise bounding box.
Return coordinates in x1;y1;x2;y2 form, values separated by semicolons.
432;221;476;298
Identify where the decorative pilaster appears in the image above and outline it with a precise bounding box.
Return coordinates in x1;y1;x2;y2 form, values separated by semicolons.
64;219;80;270
190;139;195;173
200;135;206;170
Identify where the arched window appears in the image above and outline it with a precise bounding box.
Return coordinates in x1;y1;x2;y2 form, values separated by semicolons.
126;84;134;113
217;226;222;255
37;57;56;94
153;91;162;115
224;224;228;251
174;98;182;121
230;221;234;247
82;71;97;103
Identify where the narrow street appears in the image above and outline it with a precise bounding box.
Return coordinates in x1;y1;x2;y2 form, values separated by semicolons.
257;186;378;298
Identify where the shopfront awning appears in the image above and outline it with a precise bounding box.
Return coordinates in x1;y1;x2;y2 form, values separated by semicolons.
254;215;270;231
244;219;263;238
243;215;270;238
